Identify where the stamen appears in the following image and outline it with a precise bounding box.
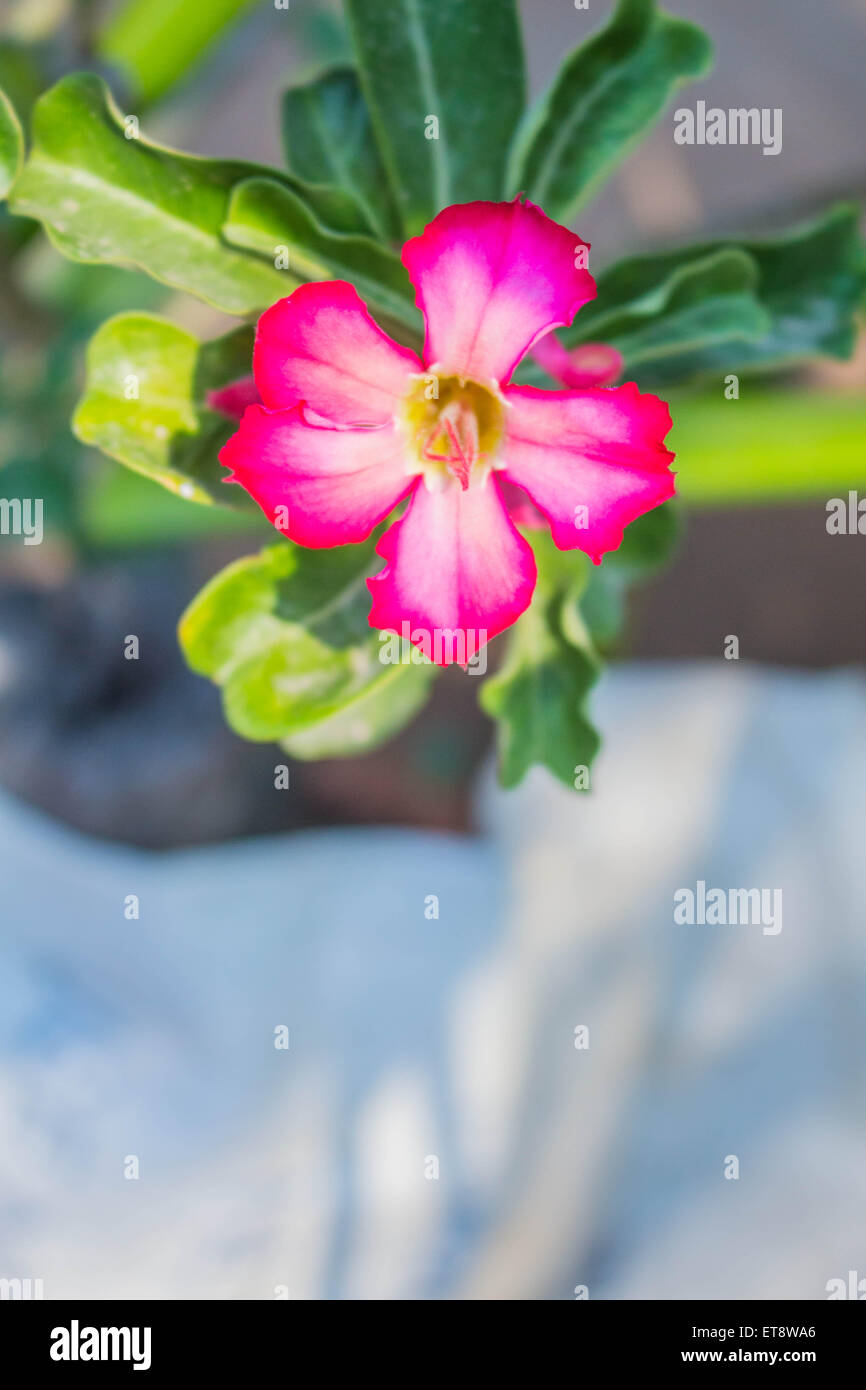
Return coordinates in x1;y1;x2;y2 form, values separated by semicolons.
441;407;476;489
402;373;504;491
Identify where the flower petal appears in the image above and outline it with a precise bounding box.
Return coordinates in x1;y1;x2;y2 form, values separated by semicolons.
501;384;676;562
402;198;596;385
220;404;415;546
367;475;537;665
531;335;623;388
498;478;546;529
253;281;422;425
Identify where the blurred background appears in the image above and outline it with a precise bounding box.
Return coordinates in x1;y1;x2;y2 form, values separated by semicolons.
0;0;864;1300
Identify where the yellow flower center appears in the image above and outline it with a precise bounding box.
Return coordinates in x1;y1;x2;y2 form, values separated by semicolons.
400;373;506;491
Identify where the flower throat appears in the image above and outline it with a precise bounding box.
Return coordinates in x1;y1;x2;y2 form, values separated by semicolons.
401;374;505;491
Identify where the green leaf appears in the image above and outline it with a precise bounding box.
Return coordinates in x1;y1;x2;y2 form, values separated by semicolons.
0;84;23;199
72;311;261;509
563;248;770;371
179;542;436;755
99;0;257;104
282;652;435;759
9;74;370;314
745;205;866;362
282;65;400;243
344;0;525;235
223;176;422;342
481;533;601;789
574;206;866;384
508;0;712;221
651;205;866;379
181;540;372;676
9;75;289;313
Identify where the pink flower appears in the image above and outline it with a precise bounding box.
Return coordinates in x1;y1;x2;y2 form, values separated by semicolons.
220;198;675;666
531;334;623;389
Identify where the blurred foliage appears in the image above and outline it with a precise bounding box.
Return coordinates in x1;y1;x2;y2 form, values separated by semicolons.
0;84;24;195
98;0;258;105
671;391;866;504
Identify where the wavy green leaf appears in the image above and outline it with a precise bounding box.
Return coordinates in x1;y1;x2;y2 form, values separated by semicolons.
508;0;712;221
646;204;866;379
180;543;436;755
281;657;433;759
73;312;259;508
344;0;525;235
282;65;400;242
223;176;422;342
9;74;370;314
571;206;866;384
564;248;769;370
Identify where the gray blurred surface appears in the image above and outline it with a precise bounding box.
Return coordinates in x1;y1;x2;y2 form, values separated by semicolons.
1;663;864;1299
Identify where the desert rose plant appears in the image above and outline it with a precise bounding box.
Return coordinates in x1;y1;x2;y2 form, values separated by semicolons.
1;0;863;787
